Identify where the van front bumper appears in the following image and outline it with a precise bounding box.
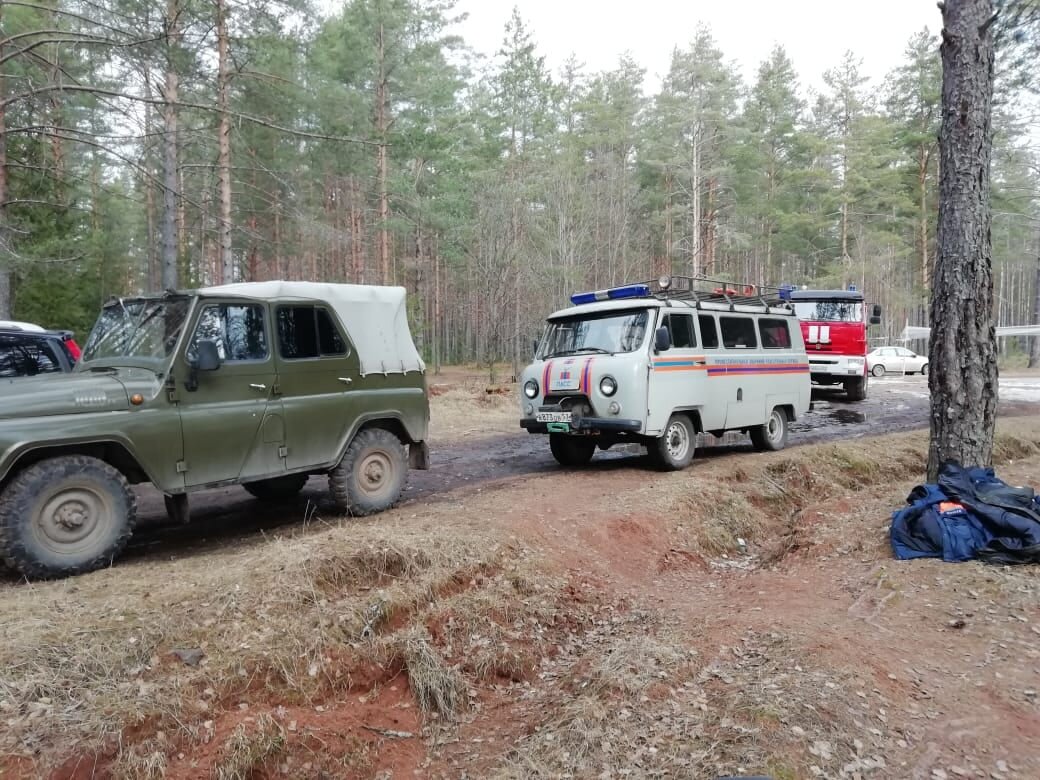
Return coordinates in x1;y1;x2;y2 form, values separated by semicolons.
520;417;642;434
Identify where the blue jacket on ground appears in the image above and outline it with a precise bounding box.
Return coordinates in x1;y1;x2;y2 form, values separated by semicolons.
890;463;1040;564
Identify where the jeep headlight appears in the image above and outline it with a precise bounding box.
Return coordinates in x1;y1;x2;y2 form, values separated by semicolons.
524;379;539;399
599;376;618;396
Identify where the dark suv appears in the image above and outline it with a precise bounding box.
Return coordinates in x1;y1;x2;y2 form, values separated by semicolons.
0;328;78;378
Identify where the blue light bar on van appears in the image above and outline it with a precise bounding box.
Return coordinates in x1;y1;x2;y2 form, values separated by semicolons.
569;284;651;305
779;284;796;301
848;284;857;292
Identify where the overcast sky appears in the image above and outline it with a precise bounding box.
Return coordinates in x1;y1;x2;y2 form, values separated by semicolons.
448;0;940;95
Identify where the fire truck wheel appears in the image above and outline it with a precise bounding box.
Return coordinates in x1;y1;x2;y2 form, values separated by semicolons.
844;375;868;402
549;434;596;467
648;415;695;471
750;408;788;452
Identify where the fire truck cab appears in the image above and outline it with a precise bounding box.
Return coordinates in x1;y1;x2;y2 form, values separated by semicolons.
786;287;881;402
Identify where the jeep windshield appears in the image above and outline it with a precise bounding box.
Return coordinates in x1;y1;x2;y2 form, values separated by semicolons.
79;296;192;367
793;301;863;323
540;309;649;358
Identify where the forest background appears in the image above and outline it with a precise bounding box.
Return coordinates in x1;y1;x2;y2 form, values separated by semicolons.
1;0;1038;376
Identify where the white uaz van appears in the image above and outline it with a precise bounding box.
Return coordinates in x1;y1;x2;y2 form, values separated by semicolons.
519;276;812;469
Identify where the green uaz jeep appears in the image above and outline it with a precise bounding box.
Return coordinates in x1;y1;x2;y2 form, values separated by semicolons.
0;281;430;579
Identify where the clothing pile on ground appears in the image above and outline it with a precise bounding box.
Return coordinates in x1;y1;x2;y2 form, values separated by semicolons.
890;462;1040;564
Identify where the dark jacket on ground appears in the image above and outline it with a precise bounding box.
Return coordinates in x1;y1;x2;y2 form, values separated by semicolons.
890;463;1040;564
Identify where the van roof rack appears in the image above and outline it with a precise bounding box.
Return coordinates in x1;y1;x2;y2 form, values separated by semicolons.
642;275;793;312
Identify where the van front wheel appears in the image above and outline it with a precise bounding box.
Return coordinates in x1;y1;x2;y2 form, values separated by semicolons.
648;415;695;471
549;434;596;467
751;408;788;452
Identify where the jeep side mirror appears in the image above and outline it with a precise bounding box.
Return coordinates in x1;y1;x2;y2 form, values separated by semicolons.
195;339;222;371
655;326;672;352
532;339;539;357
870;304;882;326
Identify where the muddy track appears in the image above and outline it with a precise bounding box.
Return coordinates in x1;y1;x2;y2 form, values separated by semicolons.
115;377;1040;564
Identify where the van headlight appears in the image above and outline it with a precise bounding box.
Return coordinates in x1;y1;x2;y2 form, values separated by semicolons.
599;376;618;396
524;379;539;399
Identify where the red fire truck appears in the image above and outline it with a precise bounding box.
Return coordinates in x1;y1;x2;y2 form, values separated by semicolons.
783;286;881;402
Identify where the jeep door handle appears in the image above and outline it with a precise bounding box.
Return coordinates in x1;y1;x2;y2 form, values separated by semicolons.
338;377;353;385
249;383;267;391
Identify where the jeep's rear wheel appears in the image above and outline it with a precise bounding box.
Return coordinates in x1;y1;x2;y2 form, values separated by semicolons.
244;473;309;501
549;434;596;467
329;428;408;516
0;455;135;579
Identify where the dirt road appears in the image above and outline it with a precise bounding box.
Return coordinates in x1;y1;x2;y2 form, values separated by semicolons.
122;375;1040;562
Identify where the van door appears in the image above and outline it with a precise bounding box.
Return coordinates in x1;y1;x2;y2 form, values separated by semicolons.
695;314;725;431
648;310;708;433
177;301;285;487
717;314;764;430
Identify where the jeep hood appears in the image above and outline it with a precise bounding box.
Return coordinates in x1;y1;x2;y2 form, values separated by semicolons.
0;372;130;420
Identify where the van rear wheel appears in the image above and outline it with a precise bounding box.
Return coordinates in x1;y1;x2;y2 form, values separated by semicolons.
648;415;695;471
751;408;788;452
549;434;596;467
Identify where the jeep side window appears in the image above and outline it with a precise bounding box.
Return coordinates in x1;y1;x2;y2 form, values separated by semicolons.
662;313;696;349
698;315;719;349
277;306;348;359
720;316;757;349
759;318;791;349
188;304;268;362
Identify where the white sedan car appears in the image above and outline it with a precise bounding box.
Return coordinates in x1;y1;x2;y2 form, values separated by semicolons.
867;346;928;377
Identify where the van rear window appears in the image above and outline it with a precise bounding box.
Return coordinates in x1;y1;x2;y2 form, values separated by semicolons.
720;317;757;349
759;318;792;349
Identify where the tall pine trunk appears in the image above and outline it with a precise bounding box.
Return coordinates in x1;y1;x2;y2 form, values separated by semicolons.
376;22;390;285
1028;242;1040;368
927;0;998;481
161;0;181;290
0;3;10;318
216;0;233;283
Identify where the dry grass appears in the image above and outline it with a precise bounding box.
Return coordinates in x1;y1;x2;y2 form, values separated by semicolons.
390;630;467;720
428;385;517;442
0;516;516;768
213;713;285;780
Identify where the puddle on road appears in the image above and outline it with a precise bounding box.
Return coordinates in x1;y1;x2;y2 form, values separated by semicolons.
827;408;866;425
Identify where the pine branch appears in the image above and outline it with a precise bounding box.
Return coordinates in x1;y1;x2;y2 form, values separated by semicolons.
1;84;377;146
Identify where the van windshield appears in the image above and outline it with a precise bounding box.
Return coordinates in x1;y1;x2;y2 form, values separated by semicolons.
793;301;863;323
540;309;649;358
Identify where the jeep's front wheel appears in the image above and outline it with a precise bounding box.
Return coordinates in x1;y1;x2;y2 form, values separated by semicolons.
244;473;309;501
0;456;136;579
329;429;408;516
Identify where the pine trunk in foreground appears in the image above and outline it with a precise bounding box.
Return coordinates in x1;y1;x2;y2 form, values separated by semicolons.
927;0;999;482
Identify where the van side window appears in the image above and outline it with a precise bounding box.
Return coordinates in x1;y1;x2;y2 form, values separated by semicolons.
720;316;758;349
662;313;696;349
698;315;719;349
759;318;792;349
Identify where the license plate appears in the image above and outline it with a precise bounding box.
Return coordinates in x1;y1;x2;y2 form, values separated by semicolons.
549;379;578;391
536;411;572;423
